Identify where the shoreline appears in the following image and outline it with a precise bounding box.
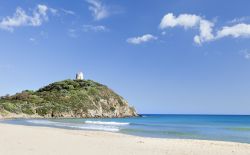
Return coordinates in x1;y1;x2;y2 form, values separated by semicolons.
0;123;250;155
1;117;250;145
0;113;140;120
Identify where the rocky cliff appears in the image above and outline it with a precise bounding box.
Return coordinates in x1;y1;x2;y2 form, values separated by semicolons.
0;80;138;118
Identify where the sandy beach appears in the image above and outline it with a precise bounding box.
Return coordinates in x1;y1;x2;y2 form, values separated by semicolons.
0;123;249;155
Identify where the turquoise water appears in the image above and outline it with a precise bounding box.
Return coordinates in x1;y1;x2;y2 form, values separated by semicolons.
2;114;250;144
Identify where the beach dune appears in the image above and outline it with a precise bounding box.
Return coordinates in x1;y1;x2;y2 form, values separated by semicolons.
0;123;249;155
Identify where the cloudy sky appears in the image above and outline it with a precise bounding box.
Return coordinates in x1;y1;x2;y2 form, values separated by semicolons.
0;0;250;114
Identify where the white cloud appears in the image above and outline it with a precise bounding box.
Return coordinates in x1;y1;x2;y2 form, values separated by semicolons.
159;13;215;45
86;0;109;21
240;49;250;60
0;4;51;31
127;34;158;45
229;16;250;24
216;23;250;39
61;9;75;15
68;25;108;38
159;13;201;29
37;4;48;16
82;25;107;32
194;19;215;44
160;13;250;45
49;8;58;15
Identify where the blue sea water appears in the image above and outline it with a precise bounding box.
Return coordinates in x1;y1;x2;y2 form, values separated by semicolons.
2;114;250;144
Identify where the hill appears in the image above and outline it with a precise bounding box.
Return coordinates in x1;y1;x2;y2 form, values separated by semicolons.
0;79;138;118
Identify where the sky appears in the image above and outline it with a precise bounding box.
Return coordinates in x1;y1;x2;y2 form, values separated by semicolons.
0;0;250;115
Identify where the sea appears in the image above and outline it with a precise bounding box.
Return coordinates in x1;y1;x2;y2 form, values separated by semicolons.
1;114;250;144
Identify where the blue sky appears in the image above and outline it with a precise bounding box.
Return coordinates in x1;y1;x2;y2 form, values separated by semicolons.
0;0;250;114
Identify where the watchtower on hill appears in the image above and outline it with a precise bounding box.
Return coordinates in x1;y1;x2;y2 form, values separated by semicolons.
76;72;84;80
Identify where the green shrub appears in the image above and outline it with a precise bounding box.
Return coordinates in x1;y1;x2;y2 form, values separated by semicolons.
87;87;98;96
36;104;53;116
2;102;21;113
21;104;35;115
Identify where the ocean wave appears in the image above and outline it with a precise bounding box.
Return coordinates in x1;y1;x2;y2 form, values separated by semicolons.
27;120;58;125
26;120;119;132
85;121;130;126
74;125;119;132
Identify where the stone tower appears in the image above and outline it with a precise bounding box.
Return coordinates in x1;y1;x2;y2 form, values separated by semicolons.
76;72;84;80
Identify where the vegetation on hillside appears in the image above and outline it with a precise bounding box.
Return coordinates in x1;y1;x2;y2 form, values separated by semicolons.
0;80;137;118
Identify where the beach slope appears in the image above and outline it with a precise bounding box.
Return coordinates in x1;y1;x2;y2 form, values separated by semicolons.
0;123;249;155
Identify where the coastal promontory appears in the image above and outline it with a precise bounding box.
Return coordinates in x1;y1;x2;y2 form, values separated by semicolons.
0;79;137;118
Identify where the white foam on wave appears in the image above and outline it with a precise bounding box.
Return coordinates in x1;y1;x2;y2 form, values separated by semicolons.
27;120;58;125
26;120;120;132
85;121;130;126
74;125;119;132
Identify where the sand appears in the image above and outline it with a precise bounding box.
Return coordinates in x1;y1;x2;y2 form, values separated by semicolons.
0;123;249;155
